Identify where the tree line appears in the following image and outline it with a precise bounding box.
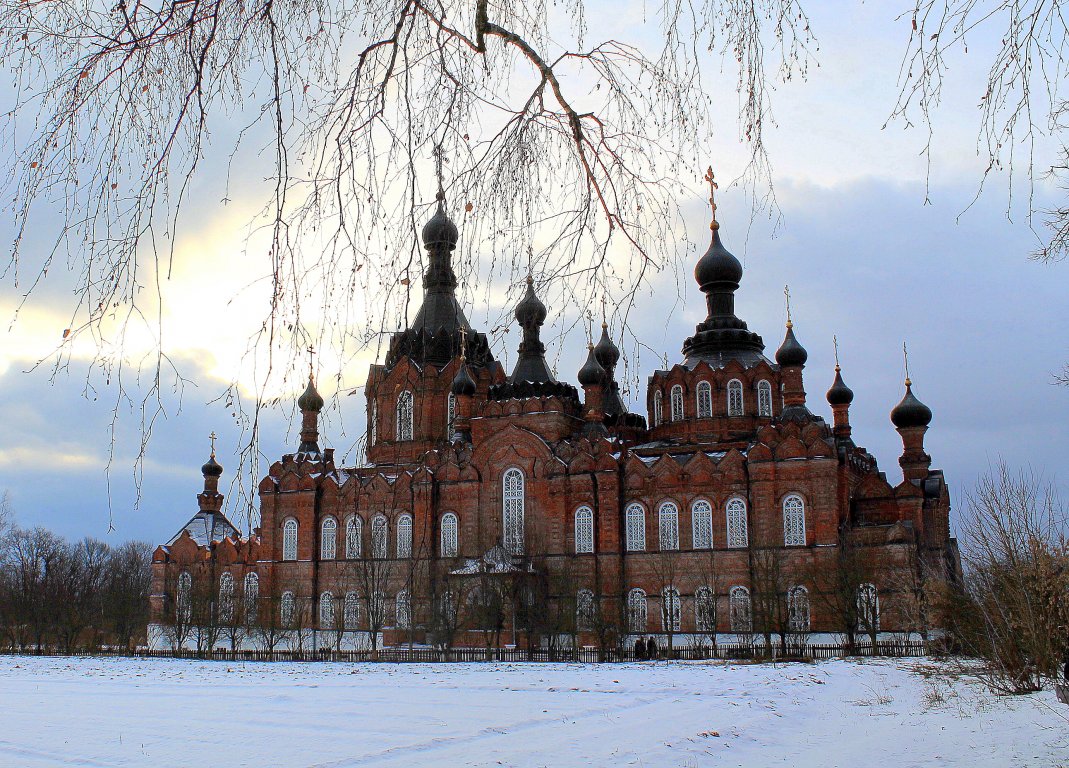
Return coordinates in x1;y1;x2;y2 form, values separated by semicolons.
0;494;152;653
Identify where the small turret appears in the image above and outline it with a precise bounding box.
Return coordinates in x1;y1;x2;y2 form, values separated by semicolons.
297;367;324;457
826;364;854;439
198;433;223;512
891;345;933;483
508;276;555;385
578;343;609;437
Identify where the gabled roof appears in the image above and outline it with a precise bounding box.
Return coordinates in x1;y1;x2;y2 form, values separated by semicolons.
167;510;240;547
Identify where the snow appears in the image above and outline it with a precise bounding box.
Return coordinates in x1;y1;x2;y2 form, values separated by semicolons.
0;656;1064;767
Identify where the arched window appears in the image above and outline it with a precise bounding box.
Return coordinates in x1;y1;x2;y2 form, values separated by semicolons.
727;379;744;416
783;494;806;546
371;515;388;559
625;503;646;552
726;497;748;548
576;589;595;631
574;505;594;554
218;572;234;622
695;586;716;632
502;468;525;555
176;571;192;622
396;514;413;558
396;590;411;629
396;389;413;441
696;380;712;418
321;517;337;560
447;392;456;441
627;588;647;633
857;583;880;632
344;591;360;629
345;516;362;559
370;591;386;627
757;380;773;417
691;499;713;549
440;513;459;558
319;591;335;628
243;572;259;622
369;400;378;446
658;501;679;550
670;384;684;421
281;591;296;627
788;586;811;632
282;518;298;561
653;390;663;426
729;586;752;633
279;591;297;627
662;586;681;632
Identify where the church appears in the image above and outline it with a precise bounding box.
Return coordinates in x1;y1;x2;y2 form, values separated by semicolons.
150;191;961;652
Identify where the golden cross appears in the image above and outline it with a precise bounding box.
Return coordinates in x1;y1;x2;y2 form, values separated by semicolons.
784;285;793;327
601;293;607;328
307;344;315;377
903;342;911;385
459;327;467;360
833;335;840;369
209;431;217;458
704;166;718;229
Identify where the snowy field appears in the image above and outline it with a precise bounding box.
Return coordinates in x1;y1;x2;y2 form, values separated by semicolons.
0;655;1065;767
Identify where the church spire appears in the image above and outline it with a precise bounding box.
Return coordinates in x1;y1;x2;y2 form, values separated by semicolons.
509;276;555;384
297;347;324;456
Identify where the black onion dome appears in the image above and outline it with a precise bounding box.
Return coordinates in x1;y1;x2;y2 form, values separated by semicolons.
421;204;459;250
694;227;744;291
826;366;854;406
297;376;325;412
451;361;477;396
515;277;547;327
890;381;932;428
775;324;808;367
201;454;223;477
593;323;620;370
578;344;607;387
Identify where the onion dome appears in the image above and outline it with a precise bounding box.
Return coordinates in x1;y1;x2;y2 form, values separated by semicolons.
421;202;459;250
201;454;223;477
826;365;854;406
578;344;607;387
451;360;477;396
890;380;932;428
775;324;808;367
297;375;325;413
515;276;547;328
593;322;620;371
694;227;744;290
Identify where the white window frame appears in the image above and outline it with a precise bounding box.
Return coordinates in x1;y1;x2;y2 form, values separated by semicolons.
658;501;679;551
653;390;663;427
788;586;811;632
696;380;712;418
396;590;411;629
628;588;647;633
369;400;378;446
371;515;388;559
243;572;259;621
574;505;594;554
576;589;595;631
176;571;192;622
282;517;298;561
281;591;296;627
321;517;337;560
729;586;752;633
662;586;681;632
502;468;525;555
344;591;360;629
727;379;744;416
670;384;684;421
396;514;413;559
757;380;773;417
446;392;456;441
441;513;459;558
396;389;413;441
695;585;715;632
726;497;748;548
625;503;646;552
783;494;806;547
319;591;335;628
345;516;362;559
218;572;234;622
691;499;713;549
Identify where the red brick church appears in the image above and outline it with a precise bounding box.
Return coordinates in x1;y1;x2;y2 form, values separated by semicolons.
151;194;961;652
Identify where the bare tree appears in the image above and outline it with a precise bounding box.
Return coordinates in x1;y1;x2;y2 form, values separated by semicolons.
804;533;875;655
951;462;1068;694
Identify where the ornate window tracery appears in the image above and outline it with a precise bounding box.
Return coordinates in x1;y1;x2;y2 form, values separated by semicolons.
218;572;234;622
692;499;713;549
727;379;744;416
696;380;712;418
783;494;806;546
658;501;679;550
282;518;298;561
576;589;595;631
729;586;752;633
281;591;296;627
653;390;663;426
757;380;773;417
371;515;388;559
447;392;456;441
788;586;811;632
625;503;646;551
503;468;525;555
574;506;594;554
726;497;748;548
396;514;413;559
321;517;337;560
441;513;459;558
396;390;413;441
628;588;647;633
345;516;362;559
396;590;411;629
670;384;684;421
695;586;716;632
243;572;259;621
662;586;681;632
319;591;335;628
344;591;360;629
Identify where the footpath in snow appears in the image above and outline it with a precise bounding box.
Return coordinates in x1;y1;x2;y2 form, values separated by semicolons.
0;655;1064;767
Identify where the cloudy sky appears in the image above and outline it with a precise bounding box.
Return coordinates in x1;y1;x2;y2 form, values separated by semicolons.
1;3;1066;545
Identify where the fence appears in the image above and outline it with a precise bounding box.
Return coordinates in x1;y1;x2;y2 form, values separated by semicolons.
3;640;928;664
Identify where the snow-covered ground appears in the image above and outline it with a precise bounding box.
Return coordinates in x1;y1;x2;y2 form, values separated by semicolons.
0;655;1064;767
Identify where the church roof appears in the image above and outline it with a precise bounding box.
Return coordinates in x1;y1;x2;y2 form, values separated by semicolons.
167;510;240;548
450;544;535;575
